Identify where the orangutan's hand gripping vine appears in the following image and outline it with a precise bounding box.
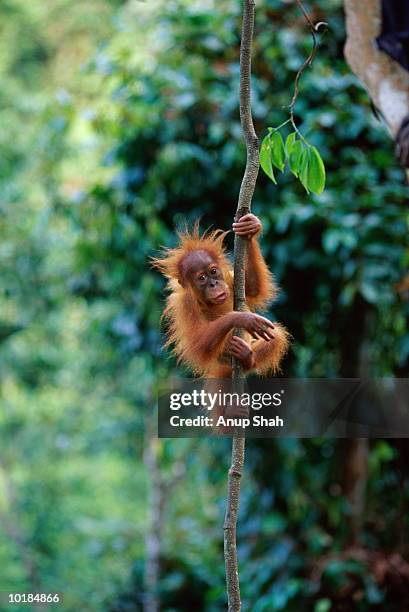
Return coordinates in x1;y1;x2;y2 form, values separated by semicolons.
152;214;290;420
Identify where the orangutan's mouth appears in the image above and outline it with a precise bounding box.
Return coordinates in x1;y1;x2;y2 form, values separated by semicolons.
213;291;227;303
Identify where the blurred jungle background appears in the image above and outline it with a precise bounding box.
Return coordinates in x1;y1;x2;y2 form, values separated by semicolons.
0;0;408;610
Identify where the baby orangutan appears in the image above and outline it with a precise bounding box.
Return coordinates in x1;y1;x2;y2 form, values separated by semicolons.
152;214;290;420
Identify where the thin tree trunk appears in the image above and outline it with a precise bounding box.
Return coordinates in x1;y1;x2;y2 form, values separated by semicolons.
0;460;42;612
143;416;190;612
341;304;373;544
344;438;368;544
223;2;260;611
143;419;162;612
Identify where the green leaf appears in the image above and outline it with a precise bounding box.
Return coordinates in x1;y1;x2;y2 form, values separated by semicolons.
339;283;357;306
360;281;378;304
259;134;276;183
270;130;285;171
289;140;304;177
307;146;326;194
375;440;395;462
315;599;331;612
285;132;296;157
299;147;310;193
322;228;341;254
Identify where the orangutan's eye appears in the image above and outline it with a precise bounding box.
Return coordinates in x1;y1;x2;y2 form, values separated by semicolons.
210;268;217;275
198;274;206;282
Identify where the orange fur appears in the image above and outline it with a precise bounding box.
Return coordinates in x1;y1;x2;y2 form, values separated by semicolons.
151;223;230;283
245;238;277;311
152;225;290;378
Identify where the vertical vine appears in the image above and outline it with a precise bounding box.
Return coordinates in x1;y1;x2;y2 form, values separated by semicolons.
223;2;259;610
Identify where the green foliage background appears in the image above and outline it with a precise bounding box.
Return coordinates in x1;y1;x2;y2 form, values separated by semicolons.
0;0;408;610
